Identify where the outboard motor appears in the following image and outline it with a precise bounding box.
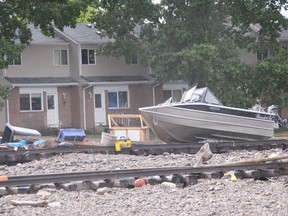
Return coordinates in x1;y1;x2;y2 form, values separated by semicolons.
267;105;287;127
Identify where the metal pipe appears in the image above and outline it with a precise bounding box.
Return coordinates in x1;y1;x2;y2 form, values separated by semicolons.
6;85;15;123
82;84;92;130
153;84;159;106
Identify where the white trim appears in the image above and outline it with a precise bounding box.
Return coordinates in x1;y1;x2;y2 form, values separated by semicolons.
88;80;151;86
81;48;96;65
13;83;78;87
53;49;69;66
8;53;22;66
20;87;57;94
107;85;130;109
19;92;43;112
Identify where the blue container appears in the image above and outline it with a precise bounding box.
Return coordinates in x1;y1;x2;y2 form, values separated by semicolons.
57;129;86;142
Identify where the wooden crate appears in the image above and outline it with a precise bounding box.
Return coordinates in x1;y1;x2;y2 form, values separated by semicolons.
108;114;150;142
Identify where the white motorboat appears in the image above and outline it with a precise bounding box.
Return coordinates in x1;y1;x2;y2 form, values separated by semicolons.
139;84;277;143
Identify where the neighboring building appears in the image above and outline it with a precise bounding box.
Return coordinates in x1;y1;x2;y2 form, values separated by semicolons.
0;24;188;132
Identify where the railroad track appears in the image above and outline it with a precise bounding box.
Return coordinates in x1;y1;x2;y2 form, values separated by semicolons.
0;139;288;164
1;161;287;196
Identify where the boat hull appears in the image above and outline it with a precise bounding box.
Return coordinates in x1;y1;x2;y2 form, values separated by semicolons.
140;105;275;143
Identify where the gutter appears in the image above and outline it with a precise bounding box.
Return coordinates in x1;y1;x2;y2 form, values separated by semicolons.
82;84;92;130
11;83;79;87
87;80;151;86
6;85;15;124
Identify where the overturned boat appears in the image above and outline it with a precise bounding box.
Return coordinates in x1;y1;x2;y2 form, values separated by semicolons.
139;84;277;143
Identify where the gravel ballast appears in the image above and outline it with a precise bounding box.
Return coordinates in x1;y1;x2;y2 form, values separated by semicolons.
0;147;287;215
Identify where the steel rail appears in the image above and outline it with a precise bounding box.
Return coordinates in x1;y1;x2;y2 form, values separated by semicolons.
0;138;287;156
0;139;287;164
1;161;288;187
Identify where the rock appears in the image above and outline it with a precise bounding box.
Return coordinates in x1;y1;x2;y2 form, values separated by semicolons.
161;182;177;188
36;190;52;198
194;143;213;167
96;187;111;195
48;202;61;208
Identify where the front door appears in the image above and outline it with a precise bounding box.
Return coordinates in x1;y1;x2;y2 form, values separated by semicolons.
46;93;59;127
94;90;106;125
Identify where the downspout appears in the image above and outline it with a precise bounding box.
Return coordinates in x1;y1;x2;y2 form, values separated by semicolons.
78;44;82;77
82;84;92;130
7;84;15;124
153;83;159;106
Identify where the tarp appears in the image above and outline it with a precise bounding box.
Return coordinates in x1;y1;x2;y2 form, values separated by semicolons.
57;128;86;142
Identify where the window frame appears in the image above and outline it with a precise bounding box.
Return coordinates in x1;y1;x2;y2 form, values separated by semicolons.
257;49;269;62
20;92;43;112
8;54;22;66
163;89;183;102
107;87;129;109
81;48;96;65
53;49;69;66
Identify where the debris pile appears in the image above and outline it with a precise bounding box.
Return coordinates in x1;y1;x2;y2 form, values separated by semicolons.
0;123;92;151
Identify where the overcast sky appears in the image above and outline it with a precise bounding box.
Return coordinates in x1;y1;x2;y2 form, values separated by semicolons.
152;1;288;18
281;8;288;18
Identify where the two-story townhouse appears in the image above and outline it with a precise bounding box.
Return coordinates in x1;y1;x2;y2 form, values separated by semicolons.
0;24;81;132
0;24;188;132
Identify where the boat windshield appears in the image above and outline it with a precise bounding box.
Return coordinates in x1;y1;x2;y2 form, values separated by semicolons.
180;85;197;102
159;97;173;105
204;90;222;105
180;85;223;105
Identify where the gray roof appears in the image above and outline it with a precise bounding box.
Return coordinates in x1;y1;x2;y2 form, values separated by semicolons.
5;77;78;85
82;75;148;82
61;24;113;44
28;24;68;44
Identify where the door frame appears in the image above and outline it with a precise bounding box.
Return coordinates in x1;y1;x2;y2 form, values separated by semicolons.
94;87;107;126
46;93;59;128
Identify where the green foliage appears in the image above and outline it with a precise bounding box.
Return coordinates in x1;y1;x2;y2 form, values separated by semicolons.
77;6;98;23
0;0;86;69
251;47;288;107
0;85;10;111
0;0;87;109
89;0;288;108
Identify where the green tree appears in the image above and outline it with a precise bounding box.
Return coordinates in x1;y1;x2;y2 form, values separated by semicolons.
90;0;288;108
0;0;86;110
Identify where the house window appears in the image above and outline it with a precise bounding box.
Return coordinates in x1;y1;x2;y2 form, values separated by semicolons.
94;94;102;108
257;49;268;61
8;54;22;65
108;91;129;109
82;49;96;64
125;55;138;64
163;89;182;102
20;93;42;111
53;50;68;65
131;56;138;64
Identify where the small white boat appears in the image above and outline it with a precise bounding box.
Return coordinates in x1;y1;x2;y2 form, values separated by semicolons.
139;84;277;143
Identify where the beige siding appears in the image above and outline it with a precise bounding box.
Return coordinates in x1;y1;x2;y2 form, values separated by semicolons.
6;44;70;77
69;43;80;79
81;44;150;77
240;48;257;65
